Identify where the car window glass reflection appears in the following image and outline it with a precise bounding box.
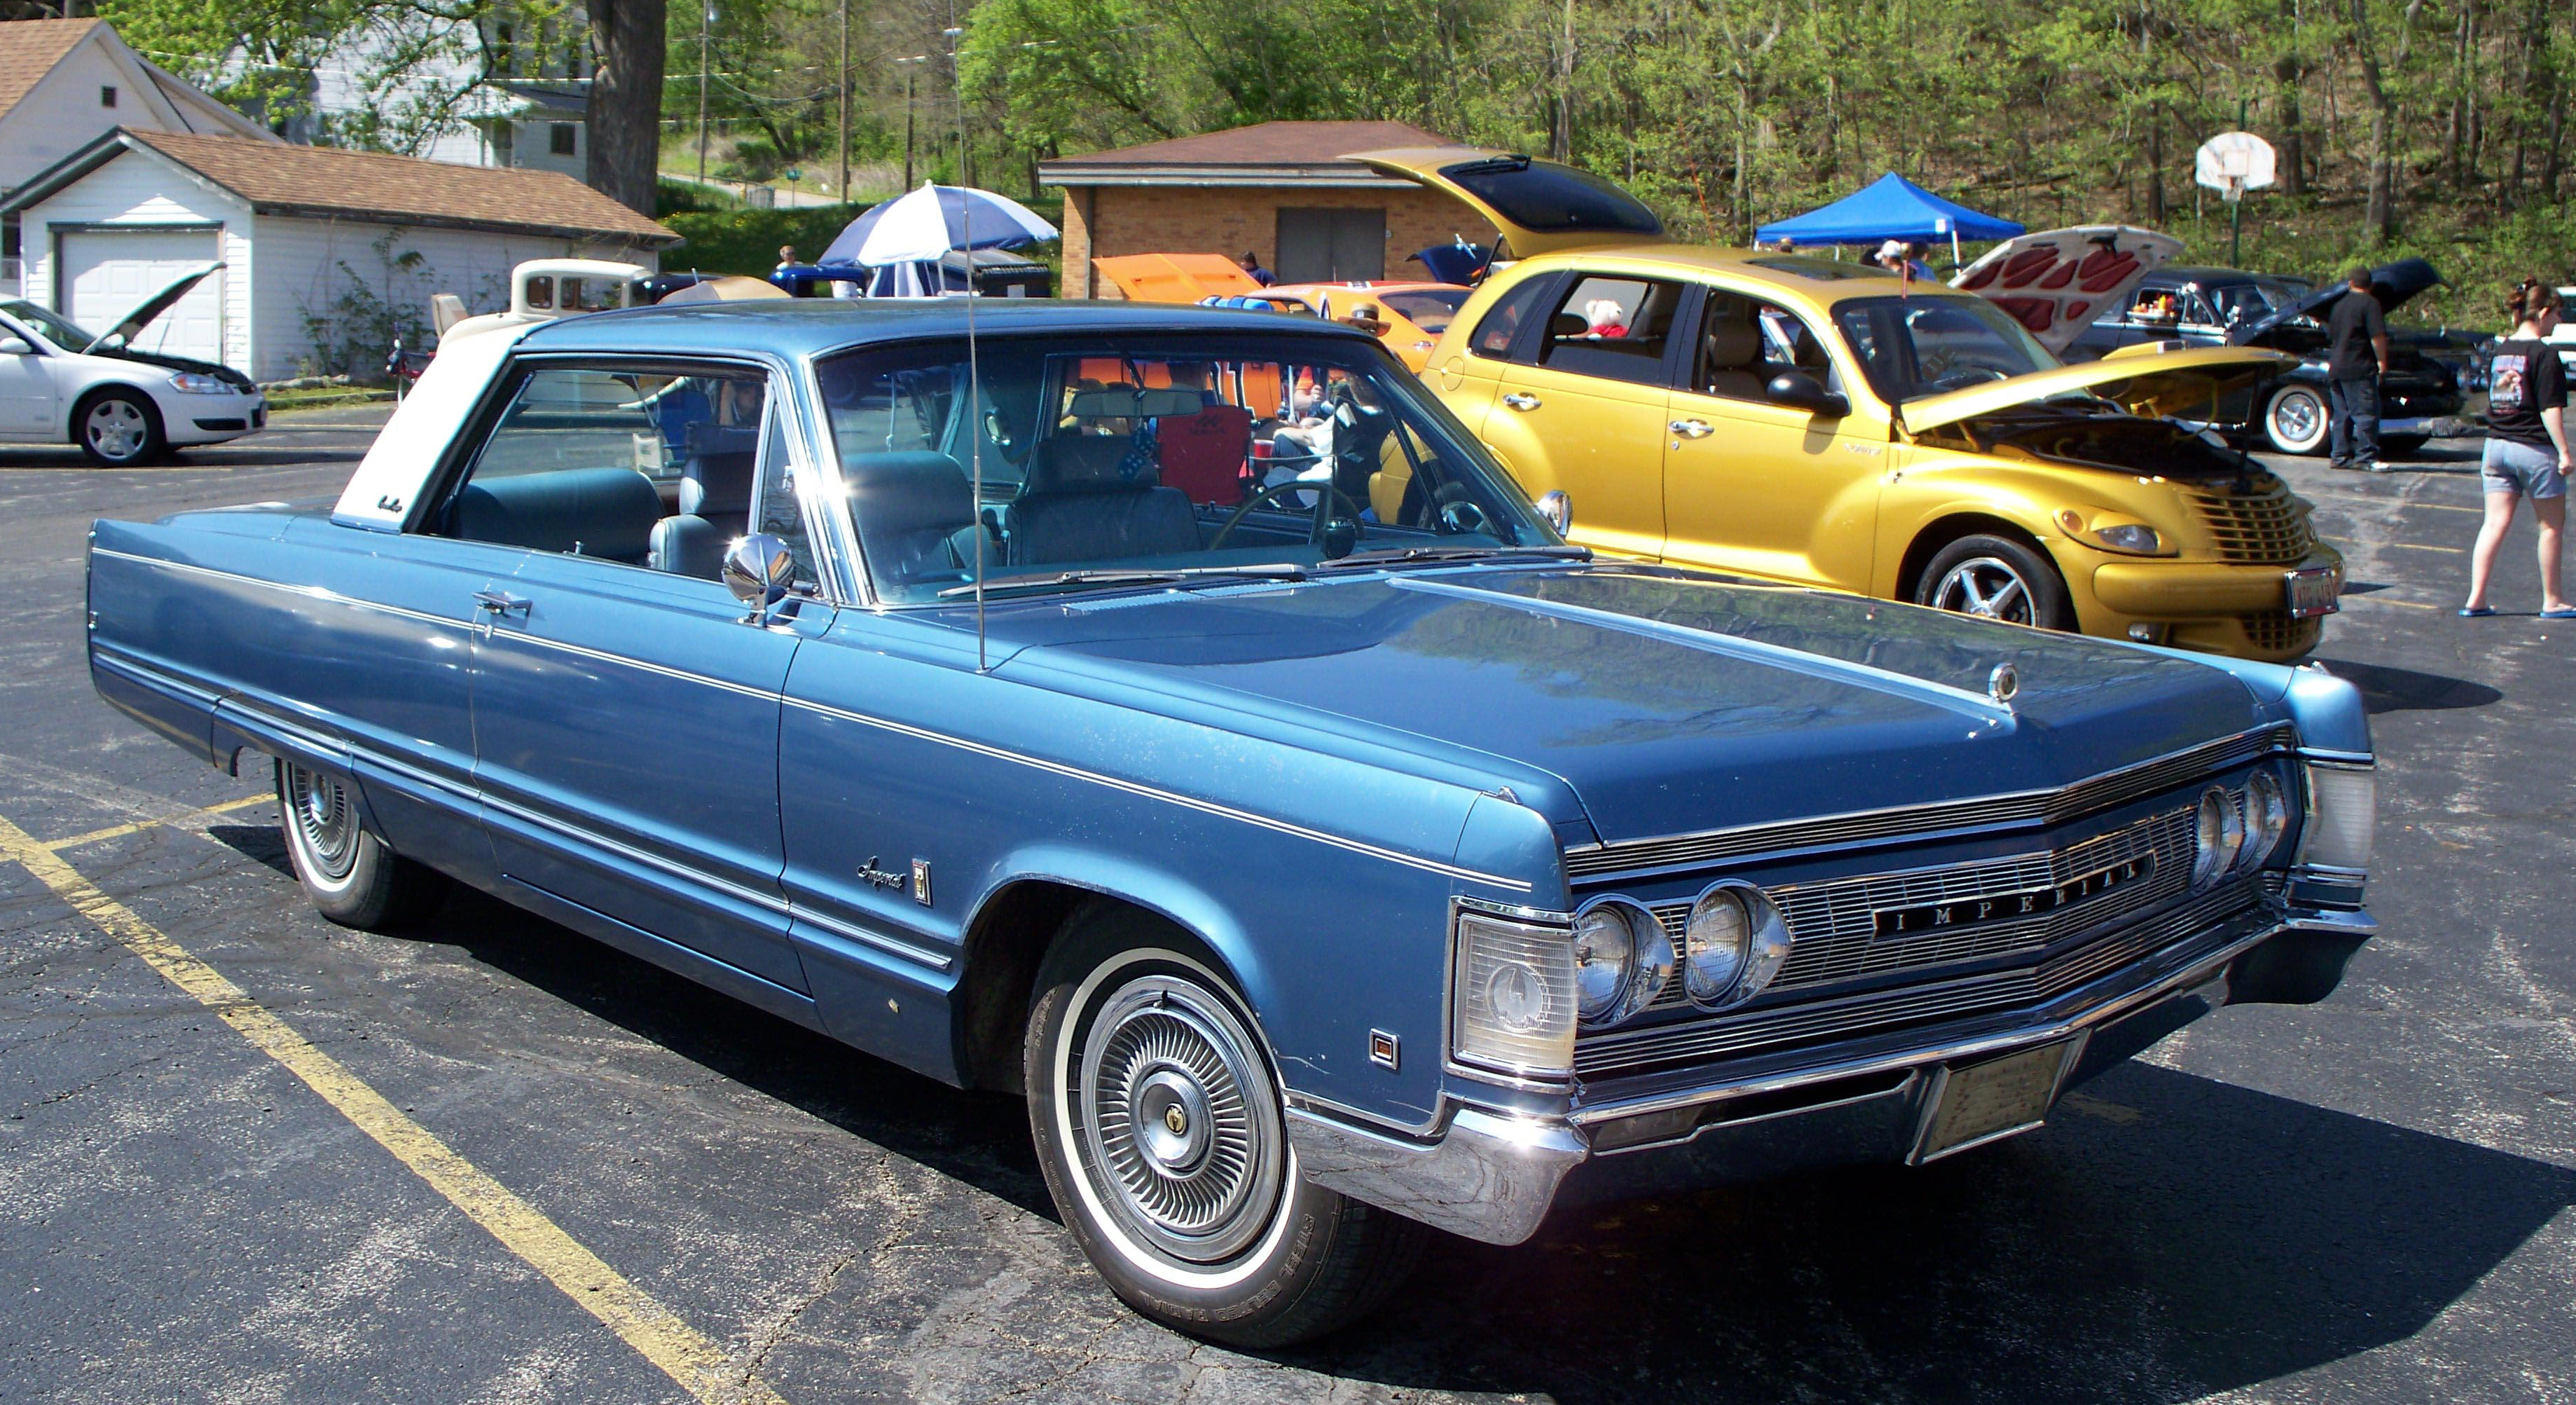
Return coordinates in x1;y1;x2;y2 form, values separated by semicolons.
1536;275;1683;385
814;335;1559;603
1832;296;2056;403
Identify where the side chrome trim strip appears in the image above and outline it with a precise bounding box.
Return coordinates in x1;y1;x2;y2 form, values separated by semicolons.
95;547;1527;894
782;694;1532;891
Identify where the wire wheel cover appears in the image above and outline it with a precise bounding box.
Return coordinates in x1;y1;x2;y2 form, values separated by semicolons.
85;399;148;459
284;766;361;881
1077;975;1284;1265
1929;556;2036;624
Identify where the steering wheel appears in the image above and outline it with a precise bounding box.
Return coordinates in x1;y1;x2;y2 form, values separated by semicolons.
1927;367;2009;392
1208;477;1368;550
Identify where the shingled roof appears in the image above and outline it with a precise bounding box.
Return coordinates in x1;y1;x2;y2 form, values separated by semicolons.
1040;121;1461;187
0;18;102;123
1;127;675;245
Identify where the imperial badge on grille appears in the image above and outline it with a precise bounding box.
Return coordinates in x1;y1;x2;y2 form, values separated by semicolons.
1873;856;2153;938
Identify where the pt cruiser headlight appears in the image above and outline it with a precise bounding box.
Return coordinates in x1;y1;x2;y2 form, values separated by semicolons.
2297;762;2376;875
1452;907;1579;1077
167;371;233;395
1683;882;1792;1010
1571;898;1674;1028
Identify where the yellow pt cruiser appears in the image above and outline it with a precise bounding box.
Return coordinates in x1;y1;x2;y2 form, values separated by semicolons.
1356;148;2343;661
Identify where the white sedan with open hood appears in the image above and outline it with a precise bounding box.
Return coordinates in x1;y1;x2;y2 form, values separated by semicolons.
0;262;265;465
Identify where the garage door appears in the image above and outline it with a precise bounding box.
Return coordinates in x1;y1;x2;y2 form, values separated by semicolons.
57;228;223;363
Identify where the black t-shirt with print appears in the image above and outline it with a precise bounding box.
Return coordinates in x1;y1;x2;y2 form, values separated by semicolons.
2486;339;2568;449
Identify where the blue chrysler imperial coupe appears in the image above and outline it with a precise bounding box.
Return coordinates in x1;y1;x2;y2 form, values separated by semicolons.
85;300;2378;1345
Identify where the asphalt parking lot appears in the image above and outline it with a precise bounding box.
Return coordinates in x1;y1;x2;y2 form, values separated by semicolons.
3;409;2570;1404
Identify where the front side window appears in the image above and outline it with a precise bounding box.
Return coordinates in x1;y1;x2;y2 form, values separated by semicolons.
1536;275;1683;385
435;363;804;584
815;334;1561;603
1832;296;2055;404
1692;290;1841;402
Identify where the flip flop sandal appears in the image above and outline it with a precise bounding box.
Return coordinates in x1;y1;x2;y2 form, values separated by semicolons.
2540;608;2576;619
2458;606;2498;617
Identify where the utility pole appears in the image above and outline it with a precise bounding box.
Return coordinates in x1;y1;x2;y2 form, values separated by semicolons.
895;55;927;189
694;2;713;184
943;26;969;188
835;0;850;201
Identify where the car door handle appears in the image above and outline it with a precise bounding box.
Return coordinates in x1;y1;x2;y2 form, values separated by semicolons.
1669;418;1714;439
1501;392;1542;411
471;589;530;617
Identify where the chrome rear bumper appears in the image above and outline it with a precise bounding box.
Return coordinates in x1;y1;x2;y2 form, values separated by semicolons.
1285;905;2373;1246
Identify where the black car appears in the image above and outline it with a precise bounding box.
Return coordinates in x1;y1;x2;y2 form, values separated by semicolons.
2069;261;2467;456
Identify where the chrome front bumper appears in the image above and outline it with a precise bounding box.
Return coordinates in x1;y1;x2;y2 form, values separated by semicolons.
1285;905;2374;1246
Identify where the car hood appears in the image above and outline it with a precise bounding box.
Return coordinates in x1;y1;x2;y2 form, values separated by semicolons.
1899;343;2296;434
1950;225;2184;355
990;566;2268;845
88;343;256;390
83;261;223;355
1091;252;1265;303
2229;256;2442;347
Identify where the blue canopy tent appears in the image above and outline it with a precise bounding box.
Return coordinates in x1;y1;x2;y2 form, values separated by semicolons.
1755;173;2023;262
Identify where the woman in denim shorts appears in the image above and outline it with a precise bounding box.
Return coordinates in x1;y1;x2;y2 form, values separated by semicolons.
2463;280;2572;617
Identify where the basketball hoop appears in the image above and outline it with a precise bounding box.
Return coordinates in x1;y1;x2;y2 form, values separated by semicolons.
2194;131;2276;263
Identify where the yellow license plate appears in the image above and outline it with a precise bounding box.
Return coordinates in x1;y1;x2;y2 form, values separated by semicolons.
1912;1036;2085;1163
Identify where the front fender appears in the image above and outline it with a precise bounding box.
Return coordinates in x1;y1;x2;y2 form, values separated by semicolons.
973;840;1280;1026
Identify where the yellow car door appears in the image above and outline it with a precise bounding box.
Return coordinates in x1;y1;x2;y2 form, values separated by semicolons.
1661;285;1890;591
1473;270;1693;561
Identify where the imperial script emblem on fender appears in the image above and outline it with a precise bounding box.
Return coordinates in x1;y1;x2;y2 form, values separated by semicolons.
1873;856;2153;939
856;856;907;891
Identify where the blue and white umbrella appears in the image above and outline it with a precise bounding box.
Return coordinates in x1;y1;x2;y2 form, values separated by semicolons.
823;183;1058;268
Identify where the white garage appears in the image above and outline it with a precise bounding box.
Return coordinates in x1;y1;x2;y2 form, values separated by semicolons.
54;226;223;362
2;128;676;382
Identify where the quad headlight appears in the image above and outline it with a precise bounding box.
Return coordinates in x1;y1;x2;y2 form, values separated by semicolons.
1571;898;1674;1029
2191;786;2245;890
2238;768;2291;873
1683;882;1793;1010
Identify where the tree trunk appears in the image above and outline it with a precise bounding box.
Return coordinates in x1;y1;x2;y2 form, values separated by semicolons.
2148;102;2166;224
2349;0;2398;240
587;0;667;213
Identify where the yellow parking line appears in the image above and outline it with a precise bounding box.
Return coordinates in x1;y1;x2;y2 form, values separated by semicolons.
46;793;273;851
2354;598;2441;610
2385;542;2467;553
0;813;790;1405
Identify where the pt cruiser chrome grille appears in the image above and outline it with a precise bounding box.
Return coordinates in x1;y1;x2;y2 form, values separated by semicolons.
1564;725;2291;880
1575;879;2261;1079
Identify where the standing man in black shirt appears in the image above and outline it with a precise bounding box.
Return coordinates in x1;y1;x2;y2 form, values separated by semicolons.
2325;265;2393;471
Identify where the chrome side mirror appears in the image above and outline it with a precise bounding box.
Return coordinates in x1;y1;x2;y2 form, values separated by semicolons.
1536;490;1572;535
722;533;797;622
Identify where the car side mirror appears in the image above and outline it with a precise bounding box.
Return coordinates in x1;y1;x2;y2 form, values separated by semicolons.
722;533;797;622
1536;489;1572;534
1766;371;1850;418
0;336;32;356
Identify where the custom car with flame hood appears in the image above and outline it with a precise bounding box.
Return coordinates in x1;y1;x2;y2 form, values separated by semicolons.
1353;148;2347;662
85;297;2377;1346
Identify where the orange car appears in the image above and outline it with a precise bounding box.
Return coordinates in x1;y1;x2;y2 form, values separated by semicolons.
1090;254;1471;371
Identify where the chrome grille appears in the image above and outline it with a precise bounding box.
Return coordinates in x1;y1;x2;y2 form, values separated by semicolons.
1565;725;2289;881
1574;880;2261;1078
2186;477;2316;565
1638;807;2191;1010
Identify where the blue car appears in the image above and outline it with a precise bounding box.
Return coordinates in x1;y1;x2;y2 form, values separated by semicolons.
85;299;2378;1346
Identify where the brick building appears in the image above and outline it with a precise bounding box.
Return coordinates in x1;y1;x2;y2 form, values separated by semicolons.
1040;121;1500;299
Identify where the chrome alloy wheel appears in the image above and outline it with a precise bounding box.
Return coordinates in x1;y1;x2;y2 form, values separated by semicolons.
1927;556;2036;624
84;399;150;462
1077;975;1285;1266
282;765;361;884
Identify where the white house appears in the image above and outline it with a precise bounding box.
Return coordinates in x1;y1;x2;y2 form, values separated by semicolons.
0;18;280;292
298;5;592;174
0;128;675;381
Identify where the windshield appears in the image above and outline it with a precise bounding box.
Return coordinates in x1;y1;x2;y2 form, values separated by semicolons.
1832;296;2058;403
816;333;1562;604
1379;288;1470;334
2206;280;2302;327
1;300;94;349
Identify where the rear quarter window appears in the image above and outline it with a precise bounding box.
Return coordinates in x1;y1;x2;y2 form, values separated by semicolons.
1469;276;1555;359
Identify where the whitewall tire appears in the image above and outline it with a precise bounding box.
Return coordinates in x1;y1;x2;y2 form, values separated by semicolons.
274;760;448;929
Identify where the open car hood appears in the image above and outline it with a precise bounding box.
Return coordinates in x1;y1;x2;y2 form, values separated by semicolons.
2229;256;2441;347
1091;252;1263;303
1950;226;2183;355
1899;343;2296;434
1347;147;1669;257
84;261;222;355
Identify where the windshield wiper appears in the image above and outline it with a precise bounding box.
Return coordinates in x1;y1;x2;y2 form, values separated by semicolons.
1311;544;1594;573
936;563;1308;600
